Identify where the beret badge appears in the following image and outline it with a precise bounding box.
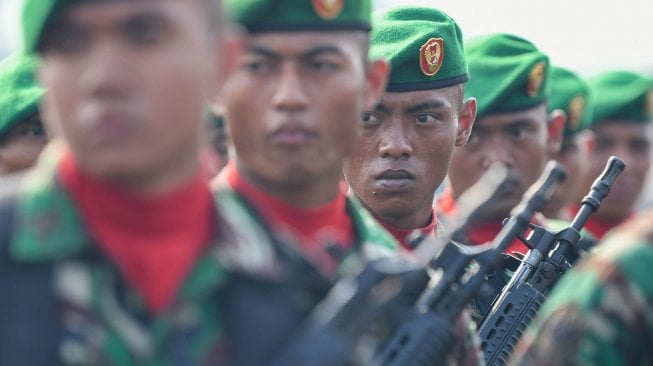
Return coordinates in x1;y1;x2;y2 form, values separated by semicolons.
567;95;585;131
527;61;546;97
313;0;345;20
420;38;444;77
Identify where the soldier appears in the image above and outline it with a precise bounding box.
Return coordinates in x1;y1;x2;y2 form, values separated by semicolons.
343;6;476;250
510;209;653;366
214;1;396;364
341;7;481;365
541;66;595;222
0;52;47;174
435;34;564;321
570;71;653;239
437;33;564;255
539;66;597;262
0;0;240;364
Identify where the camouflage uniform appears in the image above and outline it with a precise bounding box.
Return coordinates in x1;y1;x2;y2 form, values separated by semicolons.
0;147;397;365
510;209;653;366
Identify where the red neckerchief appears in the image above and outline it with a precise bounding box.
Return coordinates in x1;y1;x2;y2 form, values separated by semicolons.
437;187;529;255
378;209;437;251
58;150;215;314
567;205;630;240
225;163;354;275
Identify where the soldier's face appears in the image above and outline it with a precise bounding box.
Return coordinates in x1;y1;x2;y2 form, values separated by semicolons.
0;114;48;174
223;31;387;202
38;0;223;186
448;104;556;219
583;121;651;220
342;87;475;228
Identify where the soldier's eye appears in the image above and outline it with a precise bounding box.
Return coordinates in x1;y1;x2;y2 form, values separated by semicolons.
415;114;438;124
308;60;340;72
361;112;379;124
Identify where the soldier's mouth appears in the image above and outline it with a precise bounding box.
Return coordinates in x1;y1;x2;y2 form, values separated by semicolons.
375;169;415;190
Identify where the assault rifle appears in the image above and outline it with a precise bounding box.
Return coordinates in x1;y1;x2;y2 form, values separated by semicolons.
268;162;565;366
373;161;565;366
477;156;625;366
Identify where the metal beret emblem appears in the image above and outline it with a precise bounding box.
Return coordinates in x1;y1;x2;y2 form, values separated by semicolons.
420;38;444;77
527;61;546;97
313;0;344;20
567;95;585;131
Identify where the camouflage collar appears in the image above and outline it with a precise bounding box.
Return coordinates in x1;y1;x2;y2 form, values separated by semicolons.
11;142;90;262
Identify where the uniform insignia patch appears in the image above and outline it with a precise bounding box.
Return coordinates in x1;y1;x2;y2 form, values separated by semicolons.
312;0;344;20
567;95;585;130
527;61;546;97
419;38;444;77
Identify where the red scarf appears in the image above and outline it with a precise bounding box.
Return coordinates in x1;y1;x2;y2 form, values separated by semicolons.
225;163;353;275
58;151;215;314
378;210;437;251
437;187;528;254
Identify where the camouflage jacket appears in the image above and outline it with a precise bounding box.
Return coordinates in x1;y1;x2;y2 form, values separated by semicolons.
0;147;397;366
510;210;653;366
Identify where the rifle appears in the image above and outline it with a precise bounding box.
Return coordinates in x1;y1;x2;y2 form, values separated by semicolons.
372;161;566;366
269;161;565;366
269;162;511;366
477;156;625;366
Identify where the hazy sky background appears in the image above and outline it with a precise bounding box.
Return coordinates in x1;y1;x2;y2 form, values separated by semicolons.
2;0;652;77
375;0;653;77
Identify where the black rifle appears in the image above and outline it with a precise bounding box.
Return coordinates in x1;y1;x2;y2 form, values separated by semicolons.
477;156;625;366
268;162;564;366
372;161;566;366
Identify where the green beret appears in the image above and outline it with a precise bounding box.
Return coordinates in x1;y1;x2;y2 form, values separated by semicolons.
588;70;653;124
370;6;468;92
0;52;44;137
227;0;371;33
465;33;550;118
548;66;593;135
21;0;66;53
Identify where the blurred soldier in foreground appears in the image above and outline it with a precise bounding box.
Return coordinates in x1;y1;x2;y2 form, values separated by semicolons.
214;1;396;364
0;0;240;364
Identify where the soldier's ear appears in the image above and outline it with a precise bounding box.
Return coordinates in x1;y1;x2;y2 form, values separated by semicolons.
547;108;565;156
364;58;389;111
455;97;477;146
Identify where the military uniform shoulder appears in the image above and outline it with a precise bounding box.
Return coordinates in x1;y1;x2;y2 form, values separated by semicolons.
346;196;398;255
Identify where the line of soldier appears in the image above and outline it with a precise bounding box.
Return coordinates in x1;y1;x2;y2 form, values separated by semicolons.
0;0;651;365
